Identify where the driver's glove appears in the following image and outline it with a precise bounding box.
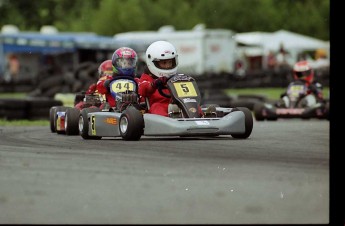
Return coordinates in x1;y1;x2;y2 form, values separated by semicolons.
151;77;168;89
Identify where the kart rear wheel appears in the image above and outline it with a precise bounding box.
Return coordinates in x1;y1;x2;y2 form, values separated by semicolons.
119;106;144;141
54;106;70;134
49;106;58;132
65;108;80;135
79;108;102;140
231;107;253;139
253;102;265;121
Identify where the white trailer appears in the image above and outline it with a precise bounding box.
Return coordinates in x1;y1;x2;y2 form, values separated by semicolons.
113;25;237;76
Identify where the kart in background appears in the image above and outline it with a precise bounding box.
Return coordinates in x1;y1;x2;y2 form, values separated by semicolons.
253;80;329;121
79;74;253;140
49;92;104;135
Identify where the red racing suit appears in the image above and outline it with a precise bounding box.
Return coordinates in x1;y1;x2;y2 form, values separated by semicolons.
137;73;171;117
74;83;98;110
280;79;324;102
96;75;116;107
97;74;140;108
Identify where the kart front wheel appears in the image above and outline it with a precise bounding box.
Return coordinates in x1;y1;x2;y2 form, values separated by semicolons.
119;106;144;141
231;107;253;139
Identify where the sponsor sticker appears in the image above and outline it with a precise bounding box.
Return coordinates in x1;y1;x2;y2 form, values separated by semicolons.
189;107;197;113
183;98;197;103
195;121;210;125
105;118;117;125
276;108;305;115
91;115;96;135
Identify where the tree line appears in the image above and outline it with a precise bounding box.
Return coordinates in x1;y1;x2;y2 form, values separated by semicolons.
0;0;329;40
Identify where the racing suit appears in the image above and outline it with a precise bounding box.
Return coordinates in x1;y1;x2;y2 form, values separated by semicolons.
97;74;140;109
74;83;98;110
280;79;324;102
137;73;204;117
137;73;170;117
96;75;115;107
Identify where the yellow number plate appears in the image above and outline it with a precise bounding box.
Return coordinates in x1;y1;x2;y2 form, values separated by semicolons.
110;80;135;93
173;82;197;97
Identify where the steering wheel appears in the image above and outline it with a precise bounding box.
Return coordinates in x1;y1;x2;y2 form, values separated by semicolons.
158;86;171;98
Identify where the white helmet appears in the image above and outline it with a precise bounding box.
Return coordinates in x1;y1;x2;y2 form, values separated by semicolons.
145;40;178;78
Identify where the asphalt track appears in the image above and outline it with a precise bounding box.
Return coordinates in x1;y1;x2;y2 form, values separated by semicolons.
0;119;329;224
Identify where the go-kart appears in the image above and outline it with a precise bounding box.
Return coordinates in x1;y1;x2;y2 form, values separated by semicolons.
49;92;104;135
79;74;253;140
253;80;329;121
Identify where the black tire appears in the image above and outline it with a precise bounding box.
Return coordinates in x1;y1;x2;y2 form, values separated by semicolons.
231;98;261;111
65;108;80;135
29;98;63;120
119;106;144;141
38;75;63;90
253;102;265;121
1;109;27;120
28;98;63;108
79;108;102;140
237;94;267;102
43;85;63;98
267;116;278;121
49;106;58;132
54;106;70;134
72;80;83;93
231;107;253;139
0;98;28;110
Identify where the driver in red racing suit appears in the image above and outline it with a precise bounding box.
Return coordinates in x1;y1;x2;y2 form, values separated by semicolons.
280;60;324;102
138;40;204;117
96;47;138;108
74;60;113;110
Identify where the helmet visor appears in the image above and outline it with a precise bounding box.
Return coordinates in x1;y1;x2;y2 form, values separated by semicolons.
295;69;311;78
115;58;136;69
153;58;176;70
102;70;114;76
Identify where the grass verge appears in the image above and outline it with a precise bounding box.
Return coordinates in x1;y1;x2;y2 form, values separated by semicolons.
0;119;49;126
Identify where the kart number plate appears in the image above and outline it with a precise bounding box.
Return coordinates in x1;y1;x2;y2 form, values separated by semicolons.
110;80;135;93
287;84;306;98
173;82;197;97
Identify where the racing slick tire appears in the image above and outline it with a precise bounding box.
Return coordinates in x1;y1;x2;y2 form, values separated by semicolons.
231;107;253;139
119;106;144;141
50;106;69;133
79;108;102;140
49;106;58;132
56;106;71;134
253;102;265;121
65;108;80;135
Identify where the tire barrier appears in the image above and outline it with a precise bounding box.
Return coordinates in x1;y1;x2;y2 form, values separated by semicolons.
0;66;329;114
200;89;268;110
0;61;100;98
0;98;63;120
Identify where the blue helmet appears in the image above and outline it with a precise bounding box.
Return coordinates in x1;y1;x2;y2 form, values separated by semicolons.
111;47;138;76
